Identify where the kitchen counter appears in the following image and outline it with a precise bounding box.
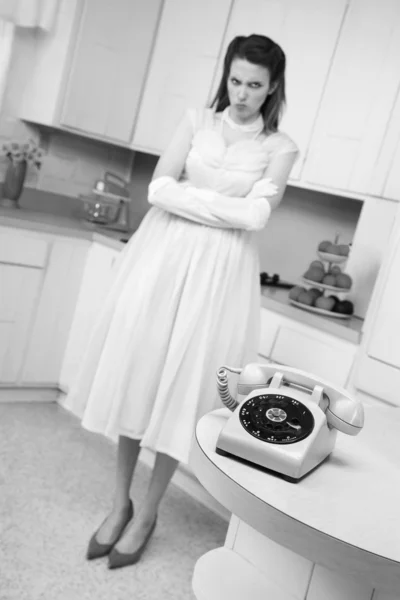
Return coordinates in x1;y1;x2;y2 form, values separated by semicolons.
0;204;128;251
0;203;363;345
261;286;363;344
190;405;400;599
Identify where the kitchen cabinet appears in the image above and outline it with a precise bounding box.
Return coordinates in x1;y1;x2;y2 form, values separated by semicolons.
131;0;232;154
21;238;89;385
17;0;80;128
351;213;400;407
259;308;357;387
0;228;48;383
302;0;400;199
17;0;162;146
60;0;162;143
208;0;348;181
59;241;120;393
370;87;400;201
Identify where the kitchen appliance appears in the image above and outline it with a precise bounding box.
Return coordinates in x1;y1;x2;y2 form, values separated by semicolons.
215;362;364;482
80;171;131;232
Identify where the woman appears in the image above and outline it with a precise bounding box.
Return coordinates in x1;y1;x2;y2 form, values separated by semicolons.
65;34;298;569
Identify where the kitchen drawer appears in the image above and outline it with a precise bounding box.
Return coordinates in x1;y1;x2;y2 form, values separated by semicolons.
270;325;356;387
0;231;48;268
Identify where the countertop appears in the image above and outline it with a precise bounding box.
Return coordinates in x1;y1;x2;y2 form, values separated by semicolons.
0;203;363;344
0;204;127;251
261;286;363;344
190;405;400;594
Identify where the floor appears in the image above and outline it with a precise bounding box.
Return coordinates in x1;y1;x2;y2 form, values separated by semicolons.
0;401;228;600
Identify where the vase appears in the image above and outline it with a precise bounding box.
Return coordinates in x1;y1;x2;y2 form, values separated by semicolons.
0;160;27;209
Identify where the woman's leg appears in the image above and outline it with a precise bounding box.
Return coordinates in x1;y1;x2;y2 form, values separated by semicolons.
95;435;141;544
114;450;178;553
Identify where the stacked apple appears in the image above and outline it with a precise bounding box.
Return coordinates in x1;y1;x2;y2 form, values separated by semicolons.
303;260;352;290
289;240;354;316
318;239;350;257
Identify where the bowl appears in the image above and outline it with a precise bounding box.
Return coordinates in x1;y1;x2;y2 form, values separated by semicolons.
317;251;349;264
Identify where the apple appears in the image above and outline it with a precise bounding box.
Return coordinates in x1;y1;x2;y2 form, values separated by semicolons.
318;240;331;252
334;300;354;315
308;287;323;301
315;296;335;311
328;295;339;310
322;274;337;286
338;244;350;256
326;243;341;255
289;285;305;301
298;291;314;305
330;265;342;274
310;260;325;269
304;267;325;282
336;273;352;289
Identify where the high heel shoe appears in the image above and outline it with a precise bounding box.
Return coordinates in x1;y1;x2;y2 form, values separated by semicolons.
108;516;157;569
86;500;134;560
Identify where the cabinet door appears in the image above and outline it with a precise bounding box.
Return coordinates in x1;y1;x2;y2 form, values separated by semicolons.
210;0;348;180
353;223;400;406
370;89;400;201
0;228;48;384
132;0;232;154
302;0;400;196
0;265;43;383
17;0;80;126
21;239;89;385
60;0;162;143
269;323;356;387
59;242;120;392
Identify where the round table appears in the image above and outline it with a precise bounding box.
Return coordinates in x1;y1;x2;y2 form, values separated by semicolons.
190;405;400;600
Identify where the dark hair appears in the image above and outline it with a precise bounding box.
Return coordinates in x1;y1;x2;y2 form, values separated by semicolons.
210;34;286;133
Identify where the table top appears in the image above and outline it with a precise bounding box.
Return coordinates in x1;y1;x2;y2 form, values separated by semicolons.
190;405;400;592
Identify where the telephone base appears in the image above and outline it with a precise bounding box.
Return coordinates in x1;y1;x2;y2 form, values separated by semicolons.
215;446;331;483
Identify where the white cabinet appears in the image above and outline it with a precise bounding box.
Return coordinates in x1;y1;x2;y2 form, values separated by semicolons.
0;226;122;390
0;229;48;383
17;0;80;127
132;0;232;154
259;308;357;387
60;0;162;143
59;241;120;392
21;238;89;385
302;0;400;198
370;88;400;201
17;0;162;146
352;216;400;406
210;0;348;181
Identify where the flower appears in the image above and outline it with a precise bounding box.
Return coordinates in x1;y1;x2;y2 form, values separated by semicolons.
2;138;44;169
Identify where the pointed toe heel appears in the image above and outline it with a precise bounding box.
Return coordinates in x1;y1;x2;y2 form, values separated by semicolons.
108;517;157;569
86;500;134;560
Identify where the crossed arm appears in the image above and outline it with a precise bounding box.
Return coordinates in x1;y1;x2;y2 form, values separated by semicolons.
149;111;298;231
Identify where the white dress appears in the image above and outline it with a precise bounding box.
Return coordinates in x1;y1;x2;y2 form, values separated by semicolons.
64;108;298;465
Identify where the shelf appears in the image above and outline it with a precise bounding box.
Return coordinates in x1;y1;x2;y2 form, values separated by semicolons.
301;277;351;294
289;299;352;320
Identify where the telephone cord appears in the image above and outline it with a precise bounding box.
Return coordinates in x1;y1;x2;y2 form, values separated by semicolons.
216;366;242;411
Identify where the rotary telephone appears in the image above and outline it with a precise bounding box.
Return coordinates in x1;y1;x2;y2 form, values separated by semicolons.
215;362;364;482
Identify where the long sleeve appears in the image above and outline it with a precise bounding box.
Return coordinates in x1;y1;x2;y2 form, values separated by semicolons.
148;176;276;231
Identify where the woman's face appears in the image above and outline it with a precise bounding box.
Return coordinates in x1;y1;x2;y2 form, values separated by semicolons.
227;58;274;123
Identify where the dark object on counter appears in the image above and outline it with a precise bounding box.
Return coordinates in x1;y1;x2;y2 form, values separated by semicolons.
260;272;294;289
333;299;354;315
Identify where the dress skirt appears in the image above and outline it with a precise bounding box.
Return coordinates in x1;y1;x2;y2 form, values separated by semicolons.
64;206;261;464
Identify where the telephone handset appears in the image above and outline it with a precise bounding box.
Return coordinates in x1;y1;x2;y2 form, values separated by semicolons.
215;362;364;482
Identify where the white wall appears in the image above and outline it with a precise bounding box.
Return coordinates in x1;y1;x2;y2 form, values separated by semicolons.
256;187;361;282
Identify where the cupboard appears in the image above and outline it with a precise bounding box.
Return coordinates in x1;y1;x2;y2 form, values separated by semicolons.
12;0;400;201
